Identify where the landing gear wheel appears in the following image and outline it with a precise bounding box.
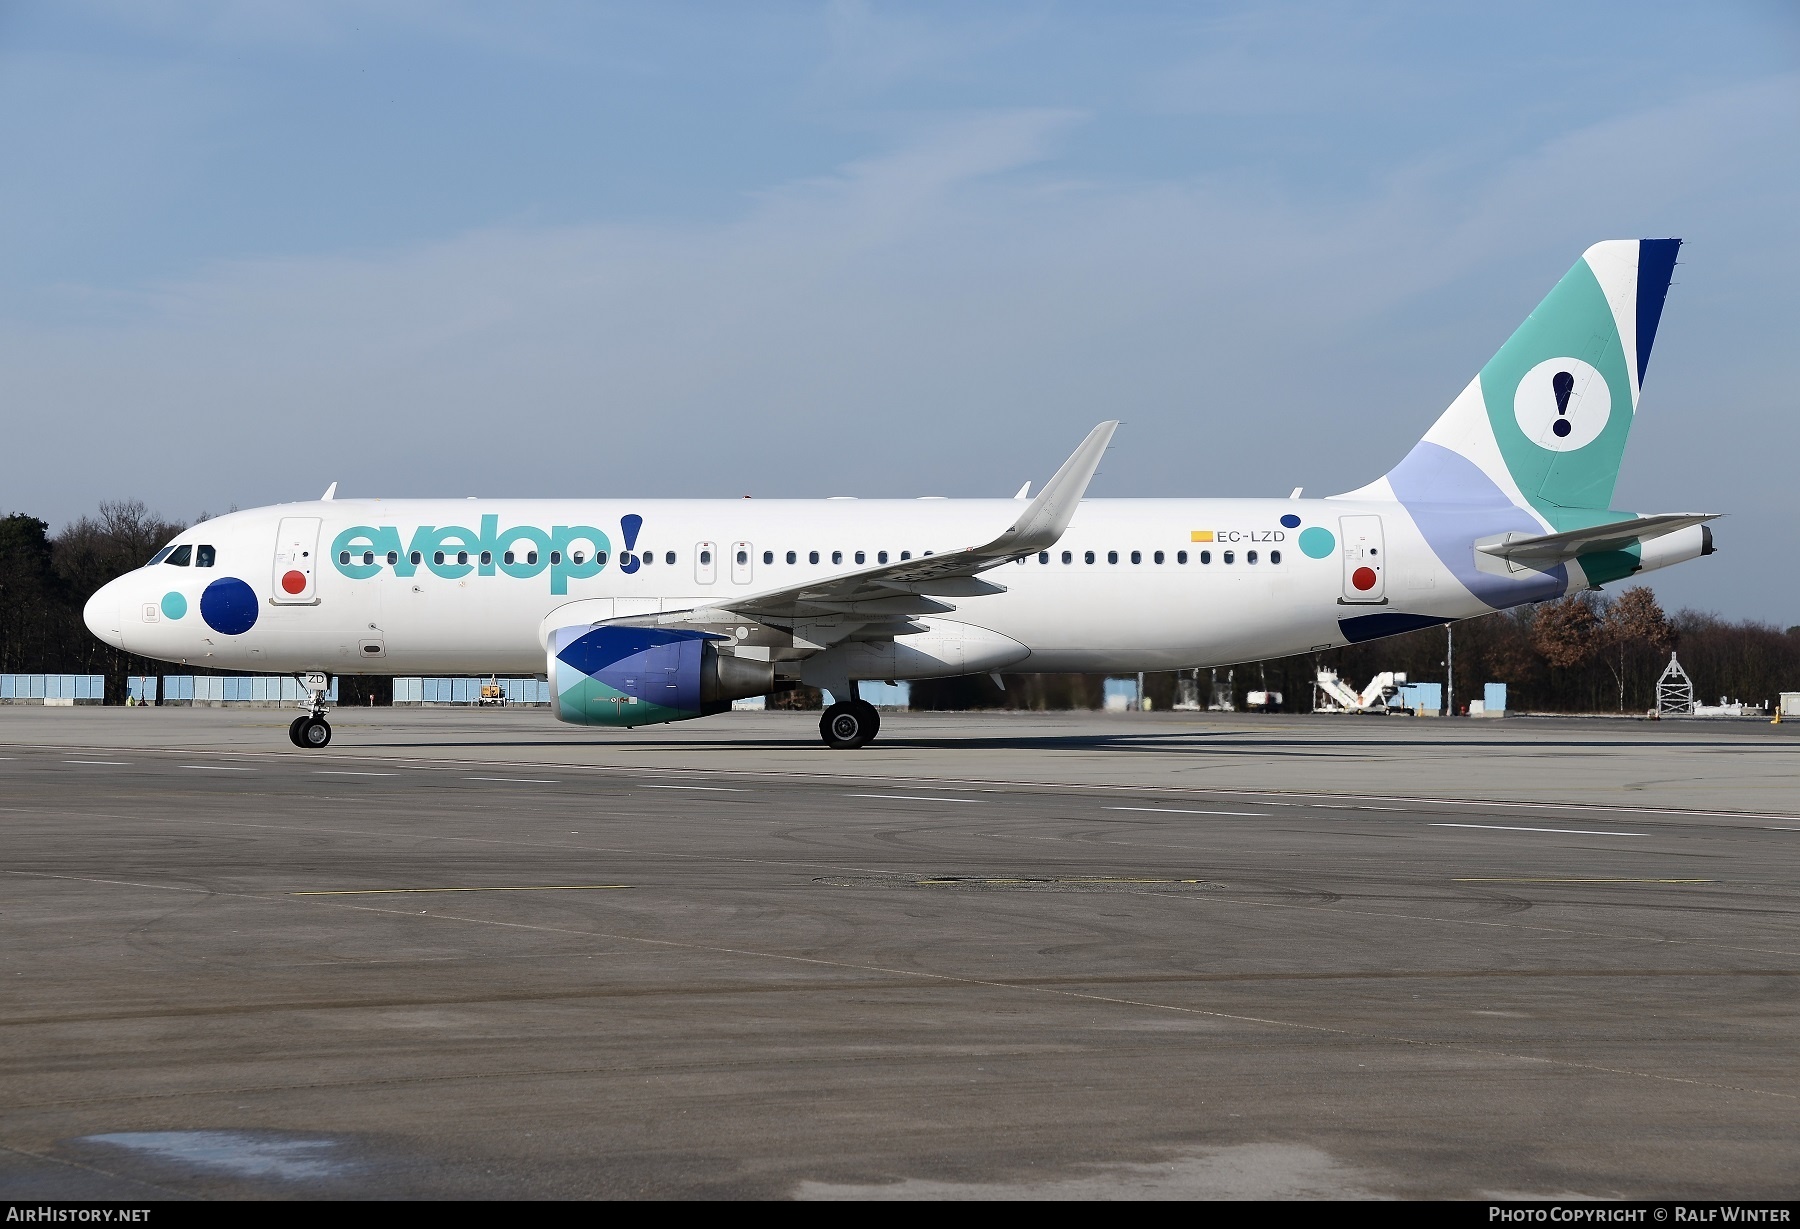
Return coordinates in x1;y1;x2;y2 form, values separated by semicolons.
287;716;309;747
820;701;875;750
852;699;880;741
296;717;332;749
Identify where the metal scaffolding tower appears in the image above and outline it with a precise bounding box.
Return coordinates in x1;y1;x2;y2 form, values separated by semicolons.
1655;652;1695;716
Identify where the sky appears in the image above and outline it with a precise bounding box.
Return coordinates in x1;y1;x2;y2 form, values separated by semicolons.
2;1;1797;622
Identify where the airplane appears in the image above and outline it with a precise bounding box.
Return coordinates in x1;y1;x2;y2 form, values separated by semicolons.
85;238;1717;751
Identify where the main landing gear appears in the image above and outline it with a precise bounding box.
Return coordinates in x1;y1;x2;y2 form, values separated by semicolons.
820;699;880;750
288;673;332;748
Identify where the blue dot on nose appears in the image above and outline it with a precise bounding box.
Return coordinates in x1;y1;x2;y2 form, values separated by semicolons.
1279;513;1302;529
200;577;259;635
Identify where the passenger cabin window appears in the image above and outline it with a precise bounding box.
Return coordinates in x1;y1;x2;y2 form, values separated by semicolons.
1039;551;1049;564
700;549;713;565
1153;550;1164;564
786;551;796;564
387;551;398;565
480;551;492;566
1199;550;1210;564
166;545;192;566
339;551;351;565
665;551;675;565
1178;550;1189;564
550;551;562;564
1247;550;1258;564
832;551;843;564
763;550;774;565
878;551;889;563
195;545;215;567
1107;551;1118;564
736;550;748;565
1084;551;1095;564
410;551;423;565
1130;550;1141;564
855;551;866;564
433;551;445;565
363;551;375;565
900;551;911;560
503;551;515;564
1062;550;1072;564
1270;550;1282;564
809;550;819;564
641;551;653;566
1223;550;1235;564
457;551;470;565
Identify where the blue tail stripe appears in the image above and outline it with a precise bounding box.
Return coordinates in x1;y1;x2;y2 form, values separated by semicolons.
1635;238;1681;385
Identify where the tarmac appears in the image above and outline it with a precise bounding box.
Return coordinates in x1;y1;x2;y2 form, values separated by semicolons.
1;706;1796;1199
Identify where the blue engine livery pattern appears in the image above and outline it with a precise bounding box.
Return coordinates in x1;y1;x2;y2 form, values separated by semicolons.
550;624;722;726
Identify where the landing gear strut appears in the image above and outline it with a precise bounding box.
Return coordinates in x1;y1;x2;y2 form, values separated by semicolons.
820;699;880;749
289;672;332;749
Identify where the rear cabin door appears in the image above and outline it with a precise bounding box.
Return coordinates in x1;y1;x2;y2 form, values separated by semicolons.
272;517;323;604
1338;515;1386;604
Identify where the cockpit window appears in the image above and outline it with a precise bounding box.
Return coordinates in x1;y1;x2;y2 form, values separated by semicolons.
165;545;192;567
195;545;216;568
147;546;175;566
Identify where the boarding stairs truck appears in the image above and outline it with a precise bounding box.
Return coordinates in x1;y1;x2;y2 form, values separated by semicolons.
1313;670;1408;715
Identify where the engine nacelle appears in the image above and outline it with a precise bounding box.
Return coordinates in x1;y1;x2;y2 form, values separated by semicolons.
548;624;774;727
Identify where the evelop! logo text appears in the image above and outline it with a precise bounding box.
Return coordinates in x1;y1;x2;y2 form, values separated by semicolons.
331;516;615;595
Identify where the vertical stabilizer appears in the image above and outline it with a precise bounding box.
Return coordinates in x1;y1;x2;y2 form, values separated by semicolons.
1343;239;1680;523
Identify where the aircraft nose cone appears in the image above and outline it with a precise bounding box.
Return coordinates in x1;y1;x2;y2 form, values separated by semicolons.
83;579;126;650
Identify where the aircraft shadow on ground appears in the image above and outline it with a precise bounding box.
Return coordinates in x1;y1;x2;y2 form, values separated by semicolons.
349;730;1768;755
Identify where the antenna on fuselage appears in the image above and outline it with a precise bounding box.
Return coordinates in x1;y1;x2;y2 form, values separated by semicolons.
321;482;338;501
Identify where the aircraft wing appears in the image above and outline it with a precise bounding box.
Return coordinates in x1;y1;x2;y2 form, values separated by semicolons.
718;419;1117;619
568;421;1117;651
1475;512;1719;565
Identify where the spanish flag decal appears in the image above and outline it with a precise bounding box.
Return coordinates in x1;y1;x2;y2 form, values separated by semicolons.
1190;530;1214;543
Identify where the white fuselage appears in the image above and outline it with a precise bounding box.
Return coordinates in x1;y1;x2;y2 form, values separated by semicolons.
85;493;1553;679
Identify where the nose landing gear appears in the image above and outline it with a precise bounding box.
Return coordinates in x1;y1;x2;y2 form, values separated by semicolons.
289;715;331;748
289;672;332;748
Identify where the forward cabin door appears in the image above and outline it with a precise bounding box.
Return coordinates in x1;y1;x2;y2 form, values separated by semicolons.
1338;515;1386;604
271;517;323;605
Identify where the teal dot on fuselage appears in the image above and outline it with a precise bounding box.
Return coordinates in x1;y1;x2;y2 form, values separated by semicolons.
1298;526;1336;559
160;591;188;620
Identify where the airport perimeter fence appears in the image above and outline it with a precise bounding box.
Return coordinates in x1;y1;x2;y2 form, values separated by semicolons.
157;676;342;706
392;677;551;706
0;674;106;704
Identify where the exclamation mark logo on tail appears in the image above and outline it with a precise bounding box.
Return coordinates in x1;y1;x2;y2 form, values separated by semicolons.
618;513;643;574
1552;371;1575;438
1514;357;1611;453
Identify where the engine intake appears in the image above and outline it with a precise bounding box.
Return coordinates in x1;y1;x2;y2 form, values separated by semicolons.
548;624;774;727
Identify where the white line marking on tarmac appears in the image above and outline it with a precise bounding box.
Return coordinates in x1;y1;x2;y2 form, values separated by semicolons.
1430;823;1643;837
464;776;557;784
846;794;985;804
181;765;251;772
315;770;397;777
1105;806;1269;817
638;784;749;792
64;760;130;766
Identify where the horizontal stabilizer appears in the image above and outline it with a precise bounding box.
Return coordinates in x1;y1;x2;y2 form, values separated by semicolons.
1475;513;1718;565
